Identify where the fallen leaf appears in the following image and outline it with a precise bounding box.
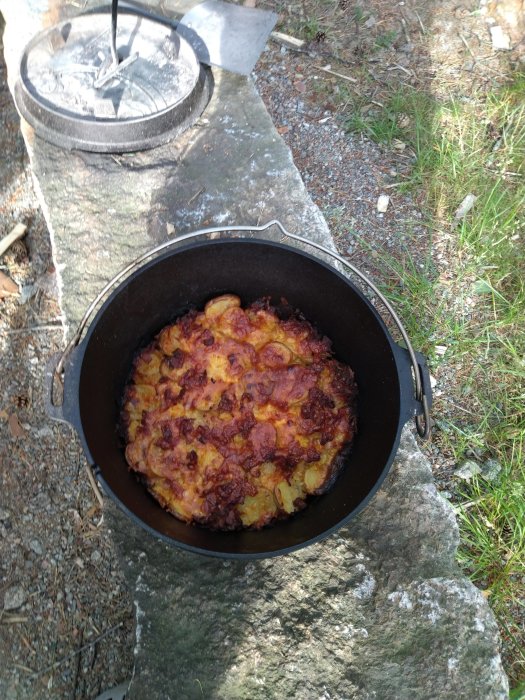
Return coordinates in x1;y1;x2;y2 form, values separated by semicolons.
0;271;19;299
0;409;8;421
8;413;25;439
277;125;290;135
294;80;306;93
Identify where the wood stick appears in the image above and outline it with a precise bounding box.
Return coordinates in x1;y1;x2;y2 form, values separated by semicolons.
31;622;123;679
414;10;426;34
1;615;29;624
314;65;358;83
271;31;305;50
459;33;475;59
387;64;412;76
0;223;26;258
85;463;104;508
400;15;411;44
0;324;63;335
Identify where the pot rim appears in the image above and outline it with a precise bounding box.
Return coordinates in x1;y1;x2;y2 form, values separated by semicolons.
52;221;430;439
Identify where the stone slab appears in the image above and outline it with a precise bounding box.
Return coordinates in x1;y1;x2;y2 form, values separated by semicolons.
107;430;507;699
1;0;332;335
0;1;509;698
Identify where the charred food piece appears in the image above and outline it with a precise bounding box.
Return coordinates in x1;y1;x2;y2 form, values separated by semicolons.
121;295;357;531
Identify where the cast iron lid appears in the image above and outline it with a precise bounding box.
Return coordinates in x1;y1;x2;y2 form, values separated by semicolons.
14;8;210;152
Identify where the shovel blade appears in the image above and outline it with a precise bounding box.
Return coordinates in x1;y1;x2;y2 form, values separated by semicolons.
177;0;278;75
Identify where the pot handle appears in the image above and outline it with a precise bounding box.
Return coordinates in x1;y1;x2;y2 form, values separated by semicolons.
51;219;431;438
45;352;67;423
393;345;432;432
46;346;84;433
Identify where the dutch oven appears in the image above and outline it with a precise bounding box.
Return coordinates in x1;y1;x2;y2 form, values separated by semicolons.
47;221;431;559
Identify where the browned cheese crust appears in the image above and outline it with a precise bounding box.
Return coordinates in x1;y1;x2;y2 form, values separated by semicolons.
121;295;358;531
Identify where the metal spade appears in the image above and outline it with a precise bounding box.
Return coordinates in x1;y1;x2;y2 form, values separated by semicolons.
120;0;278;75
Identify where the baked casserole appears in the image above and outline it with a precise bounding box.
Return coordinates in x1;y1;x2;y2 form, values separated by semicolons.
121;295;357;530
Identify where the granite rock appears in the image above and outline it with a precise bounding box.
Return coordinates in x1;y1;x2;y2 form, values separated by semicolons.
106;430;508;700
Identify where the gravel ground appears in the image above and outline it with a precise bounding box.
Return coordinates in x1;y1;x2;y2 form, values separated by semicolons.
0;0;521;696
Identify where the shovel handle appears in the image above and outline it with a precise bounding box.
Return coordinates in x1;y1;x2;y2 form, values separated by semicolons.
111;0;120;64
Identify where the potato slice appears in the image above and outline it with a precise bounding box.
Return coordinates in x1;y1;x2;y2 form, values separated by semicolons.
204;294;240;320
304;464;328;494
134;352;162;385
158;325;181;355
239;488;278;527
148;478;196;521
125;384;157;413
275;480;302;514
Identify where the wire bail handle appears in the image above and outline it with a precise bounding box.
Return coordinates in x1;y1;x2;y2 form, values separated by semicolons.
53;220;431;438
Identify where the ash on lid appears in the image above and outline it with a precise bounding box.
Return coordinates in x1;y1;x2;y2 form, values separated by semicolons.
14;11;210;152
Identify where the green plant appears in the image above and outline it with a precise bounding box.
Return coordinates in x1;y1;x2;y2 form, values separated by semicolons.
510;681;525;700
339;72;525;685
300;17;322;41
352;6;366;25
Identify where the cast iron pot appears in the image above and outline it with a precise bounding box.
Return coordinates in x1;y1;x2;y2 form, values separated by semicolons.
47;221;431;559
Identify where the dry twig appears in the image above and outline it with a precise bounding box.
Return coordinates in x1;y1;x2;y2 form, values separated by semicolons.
85;463;104;508
399;15;411;44
314;65;357;83
30;622;124;679
459;33;475;59
0;324;63;335
1;615;29;624
414;10;426;35
187;187;205;205
0;223;26;258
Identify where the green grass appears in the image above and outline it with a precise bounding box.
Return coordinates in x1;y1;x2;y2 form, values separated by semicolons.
510;681;525;700
296;17;323;41
342;74;525;686
374;30;398;50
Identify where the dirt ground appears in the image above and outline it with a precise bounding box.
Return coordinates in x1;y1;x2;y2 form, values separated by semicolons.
0;16;135;700
0;0;522;697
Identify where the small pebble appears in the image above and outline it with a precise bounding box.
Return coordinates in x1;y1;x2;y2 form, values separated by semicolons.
4;585;27;611
29;538;43;555
481;459;502;481
91;550;102;564
454;460;482;481
489;26;511;51
377;194;390;213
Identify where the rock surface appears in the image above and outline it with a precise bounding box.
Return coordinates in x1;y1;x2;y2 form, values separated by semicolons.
107;430;507;699
1;0;333;336
0;1;509;698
